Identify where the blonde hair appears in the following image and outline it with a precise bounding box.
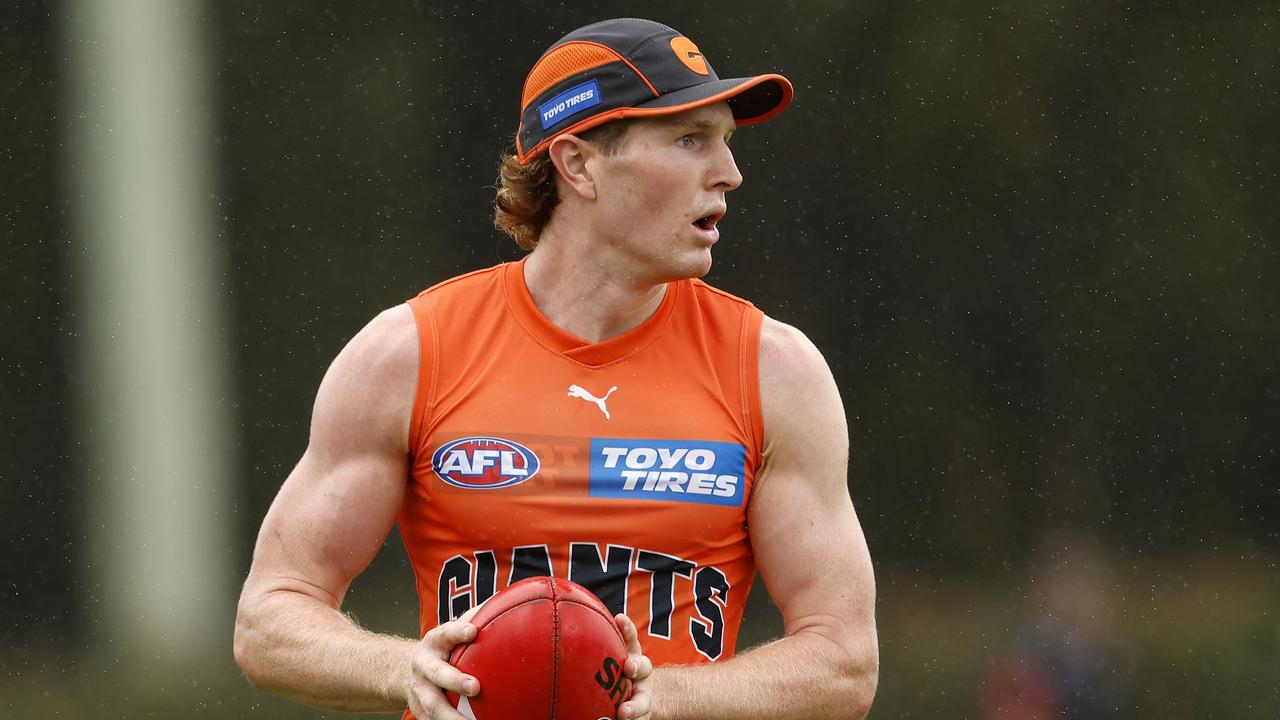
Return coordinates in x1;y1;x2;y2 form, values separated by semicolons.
493;121;635;250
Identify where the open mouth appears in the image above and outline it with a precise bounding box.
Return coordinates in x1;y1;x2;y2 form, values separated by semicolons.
693;213;722;231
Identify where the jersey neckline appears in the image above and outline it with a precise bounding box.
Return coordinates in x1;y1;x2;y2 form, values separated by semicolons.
503;257;680;367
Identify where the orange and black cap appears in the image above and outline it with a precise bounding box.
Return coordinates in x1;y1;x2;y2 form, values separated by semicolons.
515;18;793;163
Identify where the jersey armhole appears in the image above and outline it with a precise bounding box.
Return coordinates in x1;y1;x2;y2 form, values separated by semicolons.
405;293;439;458
739;307;766;464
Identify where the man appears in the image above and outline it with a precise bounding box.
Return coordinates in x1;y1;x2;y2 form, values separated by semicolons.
234;18;878;720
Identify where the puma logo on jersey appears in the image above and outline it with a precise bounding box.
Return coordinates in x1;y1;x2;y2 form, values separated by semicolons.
568;384;618;420
588;439;747;506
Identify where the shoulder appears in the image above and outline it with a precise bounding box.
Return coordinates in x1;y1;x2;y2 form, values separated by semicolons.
312;304;419;454
686;277;758;312
759;316;833;388
757;316;845;447
333;304;418;381
681;279;763;345
413;262;509;305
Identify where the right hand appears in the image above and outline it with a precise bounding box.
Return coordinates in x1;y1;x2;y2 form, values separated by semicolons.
406;605;482;720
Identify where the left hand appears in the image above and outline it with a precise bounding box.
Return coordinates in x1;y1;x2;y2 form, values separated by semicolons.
614;613;653;720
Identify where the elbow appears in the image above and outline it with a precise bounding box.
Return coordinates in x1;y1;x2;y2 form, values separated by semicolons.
832;658;877;720
793;619;879;719
232;602;267;688
846;661;878;720
833;634;879;720
232;612;256;682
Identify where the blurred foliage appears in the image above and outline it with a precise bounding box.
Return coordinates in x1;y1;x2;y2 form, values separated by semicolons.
3;0;1278;716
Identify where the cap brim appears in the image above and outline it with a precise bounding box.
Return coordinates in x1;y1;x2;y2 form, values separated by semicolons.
632;73;793;126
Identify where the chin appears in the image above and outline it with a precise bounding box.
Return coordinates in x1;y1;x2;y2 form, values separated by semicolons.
637;246;714;285
691;256;713;278
669;251;713;281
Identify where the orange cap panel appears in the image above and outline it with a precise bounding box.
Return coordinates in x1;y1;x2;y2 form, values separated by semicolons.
522;41;654;111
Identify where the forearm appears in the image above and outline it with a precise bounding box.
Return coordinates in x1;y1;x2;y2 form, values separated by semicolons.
233;588;417;712
648;627;878;720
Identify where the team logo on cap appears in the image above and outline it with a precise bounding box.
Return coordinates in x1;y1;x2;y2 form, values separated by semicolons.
669;37;709;75
432;436;541;489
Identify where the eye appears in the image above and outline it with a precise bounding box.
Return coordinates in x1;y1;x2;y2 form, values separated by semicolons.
676;134;696;148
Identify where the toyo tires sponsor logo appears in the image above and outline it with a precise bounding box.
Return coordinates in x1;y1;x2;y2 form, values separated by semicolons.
432;436;541;489
539;79;602;129
588;438;747;506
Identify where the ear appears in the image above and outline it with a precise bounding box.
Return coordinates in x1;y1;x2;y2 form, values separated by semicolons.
547;134;598;201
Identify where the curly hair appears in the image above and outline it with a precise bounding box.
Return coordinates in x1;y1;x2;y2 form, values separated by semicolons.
493;121;634;251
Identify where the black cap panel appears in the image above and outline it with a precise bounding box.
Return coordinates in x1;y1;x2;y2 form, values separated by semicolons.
627;32;721;92
554;18;676;54
518;63;651;154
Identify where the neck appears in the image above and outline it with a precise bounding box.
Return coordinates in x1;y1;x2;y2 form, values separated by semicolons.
523;221;668;344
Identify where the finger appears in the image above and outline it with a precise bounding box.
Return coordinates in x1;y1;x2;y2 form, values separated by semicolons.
619;685;652;720
424;619;478;652
614;613;642;655
406;678;473;720
412;653;480;698
623;652;653;680
613;614;652;681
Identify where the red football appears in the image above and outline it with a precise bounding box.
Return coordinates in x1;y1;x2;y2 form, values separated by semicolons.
447;576;632;720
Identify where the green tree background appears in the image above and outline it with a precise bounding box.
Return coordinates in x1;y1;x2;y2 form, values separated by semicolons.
3;0;1277;717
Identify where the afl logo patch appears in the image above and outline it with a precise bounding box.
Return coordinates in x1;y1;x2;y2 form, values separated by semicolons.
432;436;541;489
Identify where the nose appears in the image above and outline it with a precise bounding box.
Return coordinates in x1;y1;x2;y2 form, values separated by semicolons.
711;141;743;192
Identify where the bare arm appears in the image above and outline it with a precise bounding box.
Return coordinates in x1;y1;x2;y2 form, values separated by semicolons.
232;305;478;717
646;317;879;720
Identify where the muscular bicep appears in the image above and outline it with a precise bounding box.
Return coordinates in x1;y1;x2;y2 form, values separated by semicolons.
250;446;406;607
243;305;418;608
748;319;876;644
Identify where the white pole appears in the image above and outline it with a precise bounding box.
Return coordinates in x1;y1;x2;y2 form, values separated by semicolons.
63;0;233;662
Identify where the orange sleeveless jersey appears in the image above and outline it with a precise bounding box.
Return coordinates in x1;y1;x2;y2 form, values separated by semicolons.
399;258;765;669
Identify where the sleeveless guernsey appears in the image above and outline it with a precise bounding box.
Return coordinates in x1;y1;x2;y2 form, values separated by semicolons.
399;258;765;668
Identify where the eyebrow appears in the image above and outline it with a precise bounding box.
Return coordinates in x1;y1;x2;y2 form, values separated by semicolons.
665;115;732;132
